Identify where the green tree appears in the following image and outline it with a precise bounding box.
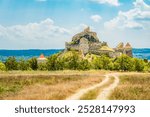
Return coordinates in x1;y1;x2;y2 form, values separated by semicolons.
28;57;38;70
5;57;18;70
133;58;145;71
92;56;102;69
18;59;30;71
66;52;80;70
55;58;65;70
47;54;59;70
100;55;111;70
114;54;134;71
78;59;91;70
0;62;6;71
38;62;48;71
108;61;114;70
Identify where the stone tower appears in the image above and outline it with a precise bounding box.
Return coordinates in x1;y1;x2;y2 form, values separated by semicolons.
125;42;133;57
115;42;133;57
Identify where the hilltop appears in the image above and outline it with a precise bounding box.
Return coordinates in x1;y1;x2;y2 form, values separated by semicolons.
65;27;133;58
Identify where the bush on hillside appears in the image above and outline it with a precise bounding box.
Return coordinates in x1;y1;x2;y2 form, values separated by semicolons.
0;62;6;71
133;58;145;71
18;59;30;71
78;59;91;70
38;62;48;71
114;54;134;71
28;57;38;70
100;55;111;70
66;52;80;70
91;56;103;69
47;54;59;71
5;57;18;70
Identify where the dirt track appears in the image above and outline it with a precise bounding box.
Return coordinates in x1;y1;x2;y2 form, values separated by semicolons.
66;73;119;100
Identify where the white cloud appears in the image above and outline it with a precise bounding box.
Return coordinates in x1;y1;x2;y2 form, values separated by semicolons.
104;0;150;29
0;18;70;40
91;15;102;22
133;0;150;11
0;18;70;49
91;0;120;6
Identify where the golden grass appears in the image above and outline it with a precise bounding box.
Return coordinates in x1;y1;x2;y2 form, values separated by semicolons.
80;77;115;100
0;70;105;100
110;73;150;100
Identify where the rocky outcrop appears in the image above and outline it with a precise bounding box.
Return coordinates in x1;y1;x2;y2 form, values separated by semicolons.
72;27;99;44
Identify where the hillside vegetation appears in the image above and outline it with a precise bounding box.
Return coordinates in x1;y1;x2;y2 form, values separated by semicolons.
0;51;150;72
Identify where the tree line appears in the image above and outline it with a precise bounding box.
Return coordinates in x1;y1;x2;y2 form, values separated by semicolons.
0;52;150;72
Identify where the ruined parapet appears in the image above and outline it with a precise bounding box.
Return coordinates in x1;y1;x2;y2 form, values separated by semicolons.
117;42;124;49
125;42;133;57
89;43;102;52
125;42;132;49
114;42;133;57
65;42;79;51
65;26;133;58
72;27;100;43
79;37;89;55
101;42;108;46
84;27;90;32
115;42;124;52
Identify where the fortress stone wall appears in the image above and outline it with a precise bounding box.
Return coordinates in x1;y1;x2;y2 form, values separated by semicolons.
65;27;132;58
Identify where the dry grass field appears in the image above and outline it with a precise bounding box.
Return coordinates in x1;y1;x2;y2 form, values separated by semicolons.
0;71;150;100
0;70;107;100
110;73;150;100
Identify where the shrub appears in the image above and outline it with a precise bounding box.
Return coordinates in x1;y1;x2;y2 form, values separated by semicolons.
38;62;48;71
100;55;111;70
108;61;114;70
114;54;134;71
55;58;65;70
47;54;59;71
0;62;6;71
28;58;38;70
18;59;30;71
5;57;18;70
91;56;102;69
78;59;91;70
67;52;80;70
133;58;145;72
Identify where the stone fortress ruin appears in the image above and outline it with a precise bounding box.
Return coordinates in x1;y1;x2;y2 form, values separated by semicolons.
65;27;132;58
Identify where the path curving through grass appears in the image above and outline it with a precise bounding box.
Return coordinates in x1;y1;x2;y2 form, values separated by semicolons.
66;73;120;100
96;74;119;100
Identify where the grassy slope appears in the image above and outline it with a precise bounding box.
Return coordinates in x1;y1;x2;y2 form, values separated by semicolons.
110;73;150;100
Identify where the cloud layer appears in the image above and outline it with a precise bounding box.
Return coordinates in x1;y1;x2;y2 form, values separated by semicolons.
0;18;70;49
104;0;150;29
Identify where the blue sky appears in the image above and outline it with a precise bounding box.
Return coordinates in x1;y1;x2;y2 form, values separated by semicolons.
0;0;150;49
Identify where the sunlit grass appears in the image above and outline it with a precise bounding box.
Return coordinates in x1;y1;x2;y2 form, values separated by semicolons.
110;74;150;100
0;70;104;100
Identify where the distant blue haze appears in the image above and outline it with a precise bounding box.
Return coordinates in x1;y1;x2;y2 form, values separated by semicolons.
0;48;150;62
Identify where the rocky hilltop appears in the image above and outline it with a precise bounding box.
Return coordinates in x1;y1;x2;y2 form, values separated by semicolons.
65;27;132;57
